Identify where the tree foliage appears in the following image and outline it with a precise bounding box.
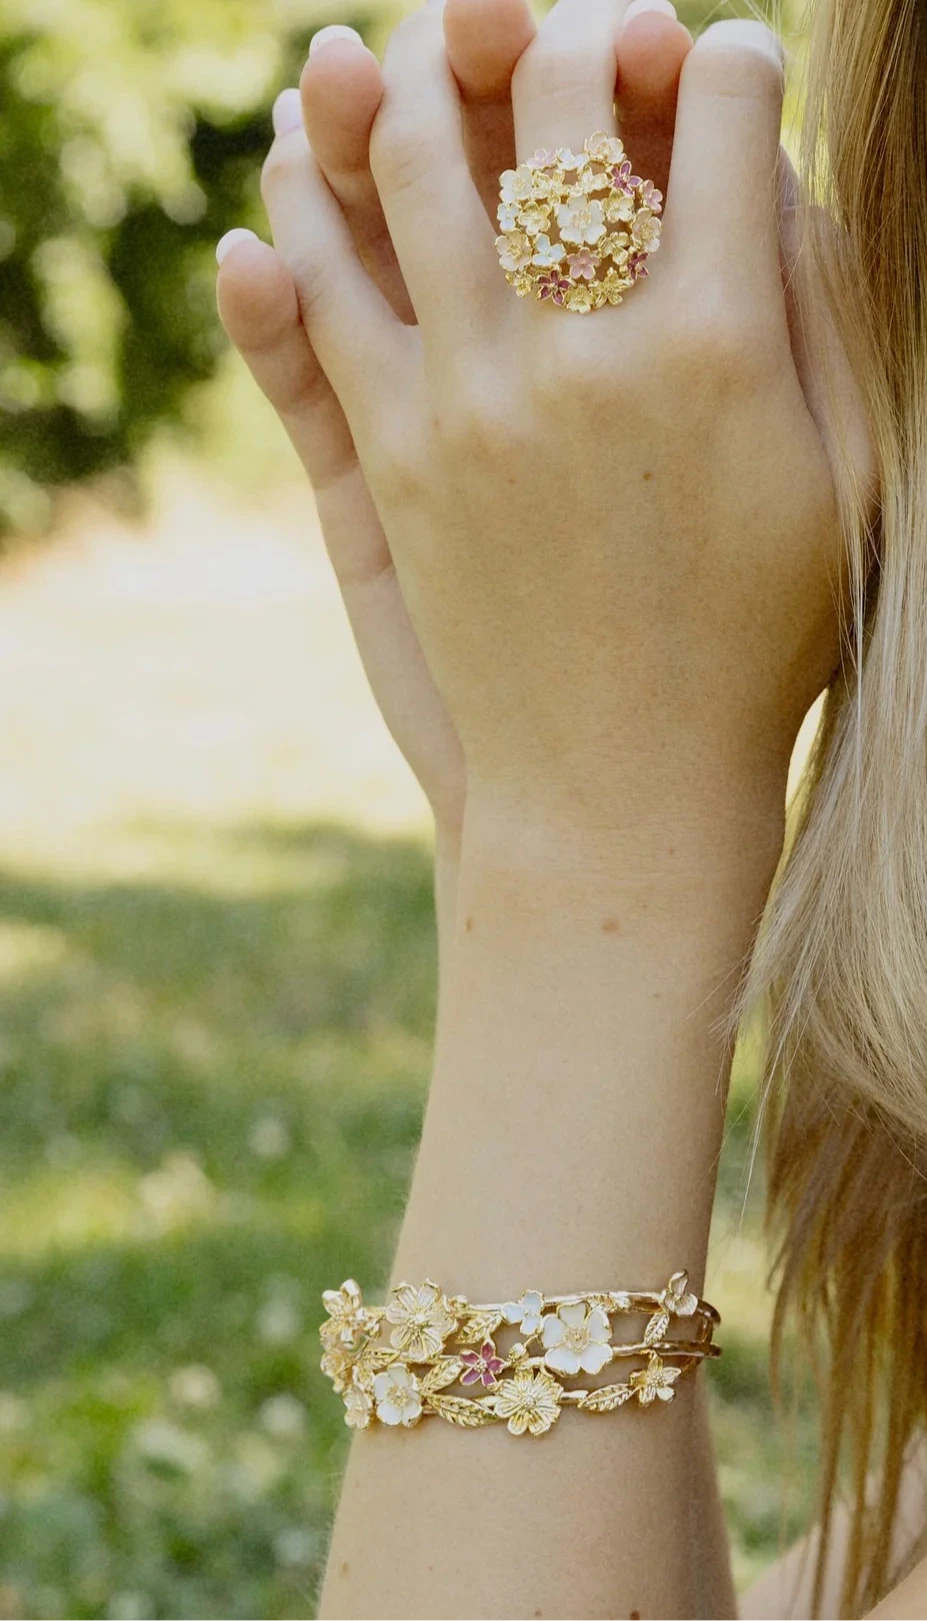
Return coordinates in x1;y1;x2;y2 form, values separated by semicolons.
0;0;790;531
0;0;390;528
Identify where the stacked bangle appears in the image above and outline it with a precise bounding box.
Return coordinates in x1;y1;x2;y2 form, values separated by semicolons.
320;1270;720;1437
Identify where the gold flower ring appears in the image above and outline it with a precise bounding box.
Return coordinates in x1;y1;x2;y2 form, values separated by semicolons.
495;132;663;313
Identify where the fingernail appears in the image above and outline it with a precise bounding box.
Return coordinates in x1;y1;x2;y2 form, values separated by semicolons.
216;228;258;266
695;18;784;68
308;24;364;56
623;0;677;25
272;88;302;137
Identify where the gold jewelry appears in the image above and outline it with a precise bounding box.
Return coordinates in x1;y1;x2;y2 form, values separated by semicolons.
496;131;662;313
320;1271;719;1435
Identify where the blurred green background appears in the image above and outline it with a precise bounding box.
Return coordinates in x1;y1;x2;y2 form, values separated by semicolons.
0;1;817;1616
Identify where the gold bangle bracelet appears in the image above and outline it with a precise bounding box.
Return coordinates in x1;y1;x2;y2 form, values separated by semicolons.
320;1271;720;1436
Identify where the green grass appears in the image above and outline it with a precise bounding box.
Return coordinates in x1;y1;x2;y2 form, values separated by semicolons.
0;499;823;1618
0;817;819;1618
0;824;434;1619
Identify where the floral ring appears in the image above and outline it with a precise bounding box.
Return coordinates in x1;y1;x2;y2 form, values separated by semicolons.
495;132;662;313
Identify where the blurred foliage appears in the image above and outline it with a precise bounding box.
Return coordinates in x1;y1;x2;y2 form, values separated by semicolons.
0;0;817;1613
0;0;802;532
0;0;399;532
0;818;816;1619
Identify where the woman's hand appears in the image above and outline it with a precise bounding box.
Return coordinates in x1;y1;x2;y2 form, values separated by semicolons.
218;0;703;859
255;4;866;859
228;12;879;1616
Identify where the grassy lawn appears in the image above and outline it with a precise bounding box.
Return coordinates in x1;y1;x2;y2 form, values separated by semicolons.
0;473;818;1619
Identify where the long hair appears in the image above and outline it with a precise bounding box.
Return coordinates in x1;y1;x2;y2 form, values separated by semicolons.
730;0;927;1613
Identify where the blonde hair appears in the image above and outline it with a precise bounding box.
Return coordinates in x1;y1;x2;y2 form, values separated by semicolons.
732;0;927;1613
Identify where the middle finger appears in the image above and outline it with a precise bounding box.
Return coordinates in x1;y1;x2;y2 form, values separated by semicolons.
512;0;627;160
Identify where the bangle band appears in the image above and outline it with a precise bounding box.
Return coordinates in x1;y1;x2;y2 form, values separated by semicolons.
320;1270;720;1436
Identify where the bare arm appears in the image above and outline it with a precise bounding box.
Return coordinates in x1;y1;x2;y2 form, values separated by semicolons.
248;0;867;1610
321;789;787;1619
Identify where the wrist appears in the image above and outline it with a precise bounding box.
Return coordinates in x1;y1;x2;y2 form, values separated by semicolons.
433;821;461;968
457;767;788;940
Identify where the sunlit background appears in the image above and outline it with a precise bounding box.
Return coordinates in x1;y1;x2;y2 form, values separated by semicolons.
0;1;817;1616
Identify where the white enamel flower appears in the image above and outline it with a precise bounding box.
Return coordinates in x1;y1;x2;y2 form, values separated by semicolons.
497;200;521;231
531;235;566;269
501;1290;544;1337
542;1302;612;1376
556;196;606;247
372;1364;423;1427
499;167;534;205
496;231;532;273
558;147;588;171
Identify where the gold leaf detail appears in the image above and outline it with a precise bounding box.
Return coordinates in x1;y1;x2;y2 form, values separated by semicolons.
354;1346;394;1383
577;1383;634;1413
426;1393;498;1427
643;1308;670;1346
456;1310;503;1346
420;1357;464;1396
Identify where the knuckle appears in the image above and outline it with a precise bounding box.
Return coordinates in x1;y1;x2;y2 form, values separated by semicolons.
260;133;301;204
690;22;784;96
382;5;429;61
663;291;759;389
434;371;520;455
370;422;425;501
369;110;429;199
528;323;609;406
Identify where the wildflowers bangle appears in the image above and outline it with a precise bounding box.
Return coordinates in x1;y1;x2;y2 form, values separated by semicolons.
319;1272;720;1436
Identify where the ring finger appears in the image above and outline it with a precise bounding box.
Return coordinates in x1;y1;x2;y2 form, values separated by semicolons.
511;0;625;160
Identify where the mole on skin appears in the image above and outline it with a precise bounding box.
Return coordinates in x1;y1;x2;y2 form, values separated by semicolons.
601;917;620;934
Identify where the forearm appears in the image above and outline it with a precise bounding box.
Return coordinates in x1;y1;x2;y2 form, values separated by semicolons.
321;775;787;1620
433;823;460;974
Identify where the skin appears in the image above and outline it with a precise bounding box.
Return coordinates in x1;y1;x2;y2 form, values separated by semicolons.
215;3;911;1616
215;0;695;884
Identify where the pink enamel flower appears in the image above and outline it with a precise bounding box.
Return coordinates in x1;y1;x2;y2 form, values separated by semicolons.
460;1340;506;1388
567;248;597;282
626;249;650;280
611;159;643;197
528;148;560;169
536;269;571;306
639;178;663;214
